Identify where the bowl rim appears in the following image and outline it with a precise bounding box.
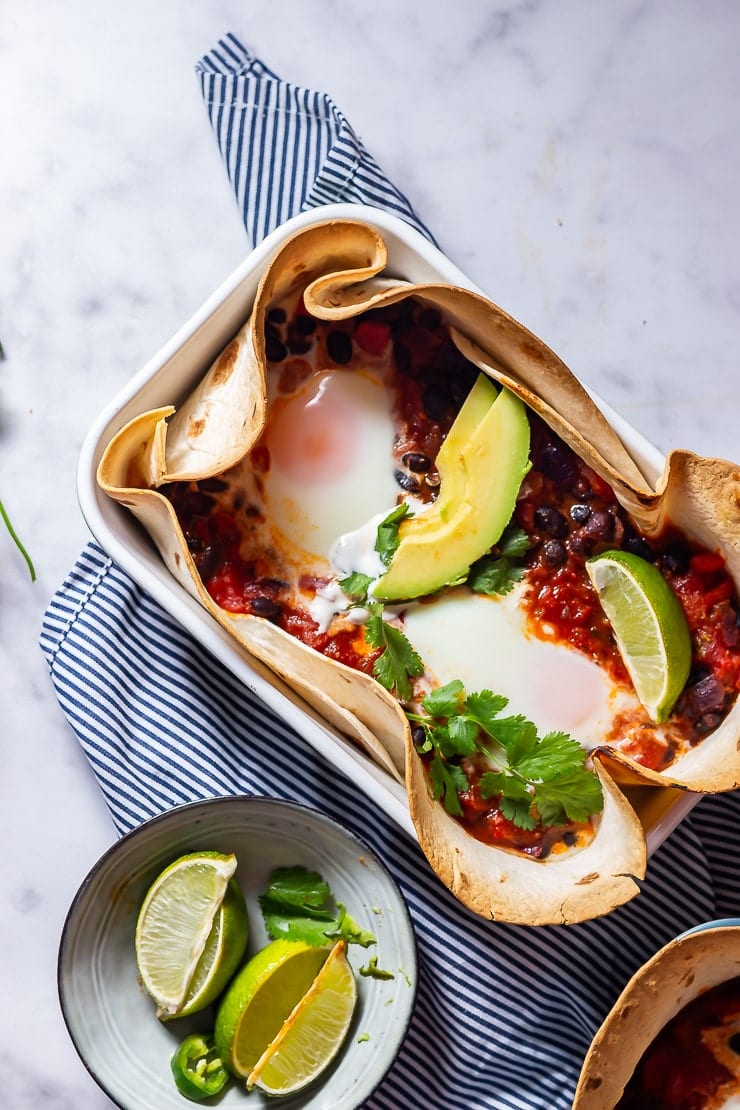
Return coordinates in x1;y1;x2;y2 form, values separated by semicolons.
57;793;419;1110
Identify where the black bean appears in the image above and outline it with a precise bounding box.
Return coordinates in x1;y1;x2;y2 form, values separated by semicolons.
251;596;282;621
286;325;312;355
197;477;229;493
534;505;569;538
393;340;412;374
418;307;442;331
450;372;477;407
422;386;451;422
729;1033;740;1055
570;477;595;499
418;364;446;388
402;452;432;473
542;539;567;566
570;503;592;525
259;577;288;591
695;712;723;735
569;533;592;554
624;536;656;562
539;442;578;485
265;336;288;362
394;469;420;493
584;510;614;540
562;831;577;847
410;725;427;747
326;330;353;364
293;314;317;336
184;491;217;517
267;306;286;324
661;541;691;575
265;322;282;344
193;546;219;583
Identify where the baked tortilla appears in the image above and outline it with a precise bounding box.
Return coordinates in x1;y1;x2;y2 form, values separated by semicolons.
98;218;740;925
573;924;740;1107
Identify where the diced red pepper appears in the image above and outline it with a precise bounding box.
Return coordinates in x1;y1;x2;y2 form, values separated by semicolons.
354;320;391;356
690;552;726;575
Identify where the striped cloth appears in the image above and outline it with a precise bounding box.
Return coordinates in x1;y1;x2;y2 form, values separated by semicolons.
41;35;740;1110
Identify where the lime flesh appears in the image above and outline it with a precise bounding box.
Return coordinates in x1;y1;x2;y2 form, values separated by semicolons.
586;549;692;722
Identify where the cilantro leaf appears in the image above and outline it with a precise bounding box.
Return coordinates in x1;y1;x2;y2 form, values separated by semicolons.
375;503;411;567
260;866;330;910
339;571;373;601
468;556;525;597
481;771;530;804
421;679;465;719
534;770;604;826
259;866;376;948
499;794;538;830
428;754;467;816
498;525;531;559
467;525;531;597
365;613;423;702
464;690;510;737
516;731;587;781
478;770;508;797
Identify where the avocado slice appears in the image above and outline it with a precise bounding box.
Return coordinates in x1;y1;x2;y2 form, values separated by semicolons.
374;375;531;602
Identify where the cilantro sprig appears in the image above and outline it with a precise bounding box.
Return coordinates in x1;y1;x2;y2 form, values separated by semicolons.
259;866;376;948
467;524;531;597
1;500;36;581
407;680;603;829
339;554;423;703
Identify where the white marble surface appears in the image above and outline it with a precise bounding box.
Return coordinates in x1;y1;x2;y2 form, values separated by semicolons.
2;1;739;1105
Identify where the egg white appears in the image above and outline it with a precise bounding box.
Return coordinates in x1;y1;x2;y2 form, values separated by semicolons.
262;370;399;561
403;585;641;748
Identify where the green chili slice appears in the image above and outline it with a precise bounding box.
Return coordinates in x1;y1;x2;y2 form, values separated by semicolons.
170;1033;229;1101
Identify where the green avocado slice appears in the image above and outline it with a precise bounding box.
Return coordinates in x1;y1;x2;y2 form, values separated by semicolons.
374;375;531;602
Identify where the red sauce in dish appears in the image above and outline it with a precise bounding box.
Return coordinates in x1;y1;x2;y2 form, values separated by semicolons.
617;976;740;1109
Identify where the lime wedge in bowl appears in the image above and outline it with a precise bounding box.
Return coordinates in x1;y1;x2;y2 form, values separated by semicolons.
134;850;247;1017
586;549;692;722
214;938;331;1078
248;939;357;1096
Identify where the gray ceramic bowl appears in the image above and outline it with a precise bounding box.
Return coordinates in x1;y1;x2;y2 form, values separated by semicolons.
58;796;417;1109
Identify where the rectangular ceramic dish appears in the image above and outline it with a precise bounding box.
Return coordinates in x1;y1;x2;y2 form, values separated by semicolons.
77;203;698;854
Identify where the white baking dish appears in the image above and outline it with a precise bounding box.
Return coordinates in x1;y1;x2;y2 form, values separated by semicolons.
76;203;698;854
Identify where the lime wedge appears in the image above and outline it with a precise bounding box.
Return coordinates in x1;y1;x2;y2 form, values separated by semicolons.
214;939;330;1079
248;940;357;1096
135;850;245;1017
586;549;692;722
176;878;248;1018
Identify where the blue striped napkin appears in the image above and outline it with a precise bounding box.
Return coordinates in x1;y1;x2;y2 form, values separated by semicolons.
41;33;740;1110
